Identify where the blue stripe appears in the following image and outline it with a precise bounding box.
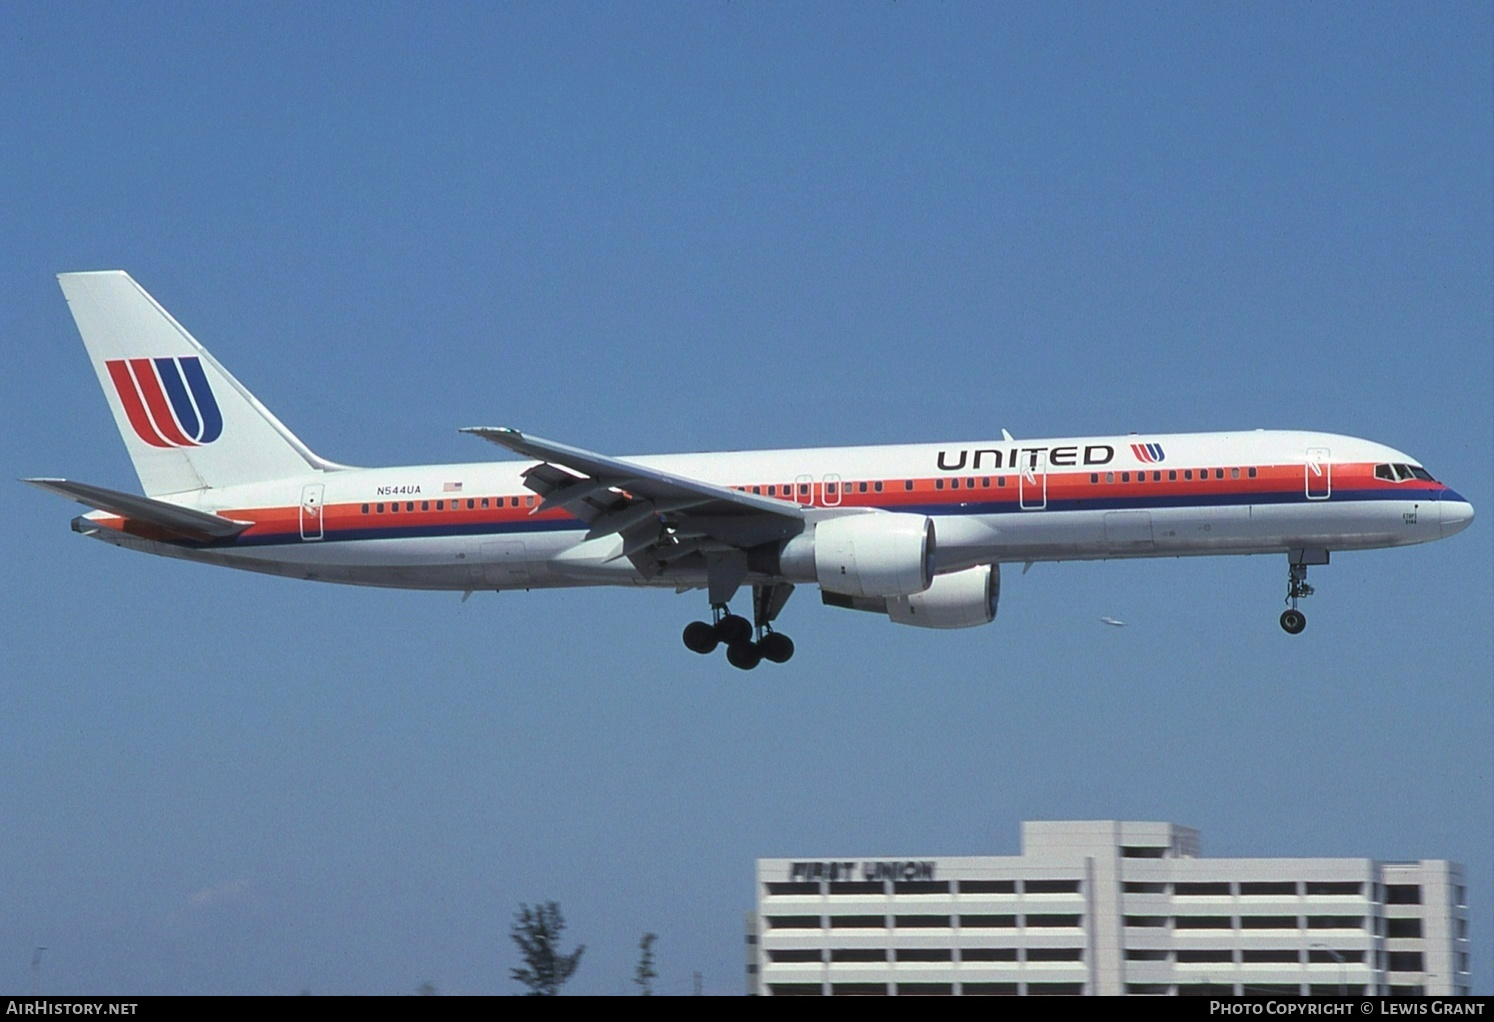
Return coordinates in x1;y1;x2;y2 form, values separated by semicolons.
178;357;223;443
154;358;201;441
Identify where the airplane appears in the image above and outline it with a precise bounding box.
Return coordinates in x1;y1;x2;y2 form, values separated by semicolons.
28;272;1474;669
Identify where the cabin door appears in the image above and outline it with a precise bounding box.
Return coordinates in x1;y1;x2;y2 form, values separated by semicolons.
299;484;325;541
1019;451;1048;510
1305;447;1332;500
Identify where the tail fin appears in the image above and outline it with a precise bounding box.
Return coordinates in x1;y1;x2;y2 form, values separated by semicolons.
57;271;343;498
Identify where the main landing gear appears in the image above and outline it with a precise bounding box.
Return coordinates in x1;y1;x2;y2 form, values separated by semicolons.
682;583;796;669
1280;549;1328;635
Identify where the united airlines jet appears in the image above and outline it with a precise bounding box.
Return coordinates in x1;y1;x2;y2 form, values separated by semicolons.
29;272;1474;668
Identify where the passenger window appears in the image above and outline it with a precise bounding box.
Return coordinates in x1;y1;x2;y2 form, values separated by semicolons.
951;479;960;490
467;499;475;509
391;503;399;513
799;484;810;496
767;485;776;495
981;477;990;487
1184;470;1193;480
1215;469;1224;480
376;503;385;513
874;481;884;492
1169;470;1177;481
436;500;444;510
1122;472;1130;482
966;478;975;488
859;482;868;493
998;477;1006;487
406;502;415;511
361;503;369;514
1231;468;1239;479
1090;474;1099;484
753;486;762;494
904;480;914;491
481;498;489;508
1153;472;1161;481
936;479;944;490
525;496;534;506
1105;473;1114;484
1248;467;1257;478
826;483;836;495
421;501;429;511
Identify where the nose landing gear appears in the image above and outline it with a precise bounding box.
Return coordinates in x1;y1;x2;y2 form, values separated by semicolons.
1280;549;1328;635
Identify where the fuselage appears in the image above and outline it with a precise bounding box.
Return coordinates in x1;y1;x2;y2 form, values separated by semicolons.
76;429;1473;592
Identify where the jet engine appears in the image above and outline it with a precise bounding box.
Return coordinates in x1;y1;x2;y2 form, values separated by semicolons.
886;564;1000;629
779;512;934;598
819;564;999;630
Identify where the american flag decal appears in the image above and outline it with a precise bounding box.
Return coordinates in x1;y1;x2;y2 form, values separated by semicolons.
444;482;463;492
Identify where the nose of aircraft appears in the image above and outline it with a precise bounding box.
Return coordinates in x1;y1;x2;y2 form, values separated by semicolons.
1439;490;1474;539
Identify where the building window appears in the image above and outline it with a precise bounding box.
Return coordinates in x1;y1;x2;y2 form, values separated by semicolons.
961;948;1017;961
1386;918;1423;938
1387;952;1425;972
765;882;820;896
893;915;950;928
828;915;886;929
1124;916;1167;928
1175;882;1232;896
1025;914;1082;928
1306;915;1364;930
1242;949;1300;963
893;881;950;895
830;983;887;996
1240;916;1298;929
767;949;822;963
1304;881;1361;896
766;915;821;929
828;881;883;895
1027;948;1083;961
1239;881;1296;896
830;948;885;962
960;914;1017;928
1123;882;1167;894
1173;916;1232;929
1126;949;1170;961
1385;885;1422;905
1025;880;1081;894
962;982;1018;995
895;948;952;962
960;880;1016;894
1177;949;1233;963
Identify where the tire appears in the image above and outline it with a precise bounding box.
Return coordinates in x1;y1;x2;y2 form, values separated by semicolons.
726;640;763;670
683;621;718;654
1280;609;1307;635
715;614;752;646
759;632;795;663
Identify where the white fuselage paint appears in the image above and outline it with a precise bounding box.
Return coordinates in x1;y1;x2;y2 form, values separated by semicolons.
79;429;1472;593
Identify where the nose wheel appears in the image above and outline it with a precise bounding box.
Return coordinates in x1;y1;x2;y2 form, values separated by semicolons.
1280;555;1321;635
681;583;796;668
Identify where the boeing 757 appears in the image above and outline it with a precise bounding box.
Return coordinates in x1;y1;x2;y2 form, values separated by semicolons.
28;272;1474;668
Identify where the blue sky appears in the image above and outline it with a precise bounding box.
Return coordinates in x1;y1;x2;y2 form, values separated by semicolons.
2;3;1490;995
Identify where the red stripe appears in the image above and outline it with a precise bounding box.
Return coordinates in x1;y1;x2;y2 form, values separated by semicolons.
127;358;195;446
106;359;172;447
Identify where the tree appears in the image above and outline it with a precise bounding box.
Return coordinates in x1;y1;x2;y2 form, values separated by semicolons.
509;901;585;996
634;933;657;995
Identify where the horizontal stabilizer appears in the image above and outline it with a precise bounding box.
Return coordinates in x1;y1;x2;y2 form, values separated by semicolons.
24;478;250;539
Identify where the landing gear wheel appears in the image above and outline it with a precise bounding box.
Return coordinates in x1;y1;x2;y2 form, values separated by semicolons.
1280;609;1306;635
758;631;795;663
726;640;763;670
715;614;752;646
683;621;718;654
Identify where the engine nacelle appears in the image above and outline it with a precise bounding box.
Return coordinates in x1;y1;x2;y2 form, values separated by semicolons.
780;512;935;598
886;564;1000;629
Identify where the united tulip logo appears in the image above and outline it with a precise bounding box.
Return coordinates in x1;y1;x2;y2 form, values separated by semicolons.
106;356;223;447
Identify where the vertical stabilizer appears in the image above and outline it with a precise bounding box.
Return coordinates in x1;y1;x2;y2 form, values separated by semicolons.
57;271;340;498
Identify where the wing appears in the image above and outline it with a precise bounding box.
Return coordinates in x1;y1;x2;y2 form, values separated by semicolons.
25;478;251;541
461;427;805;601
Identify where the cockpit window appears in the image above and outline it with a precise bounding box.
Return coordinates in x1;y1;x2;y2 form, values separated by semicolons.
1378;463;1436;483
